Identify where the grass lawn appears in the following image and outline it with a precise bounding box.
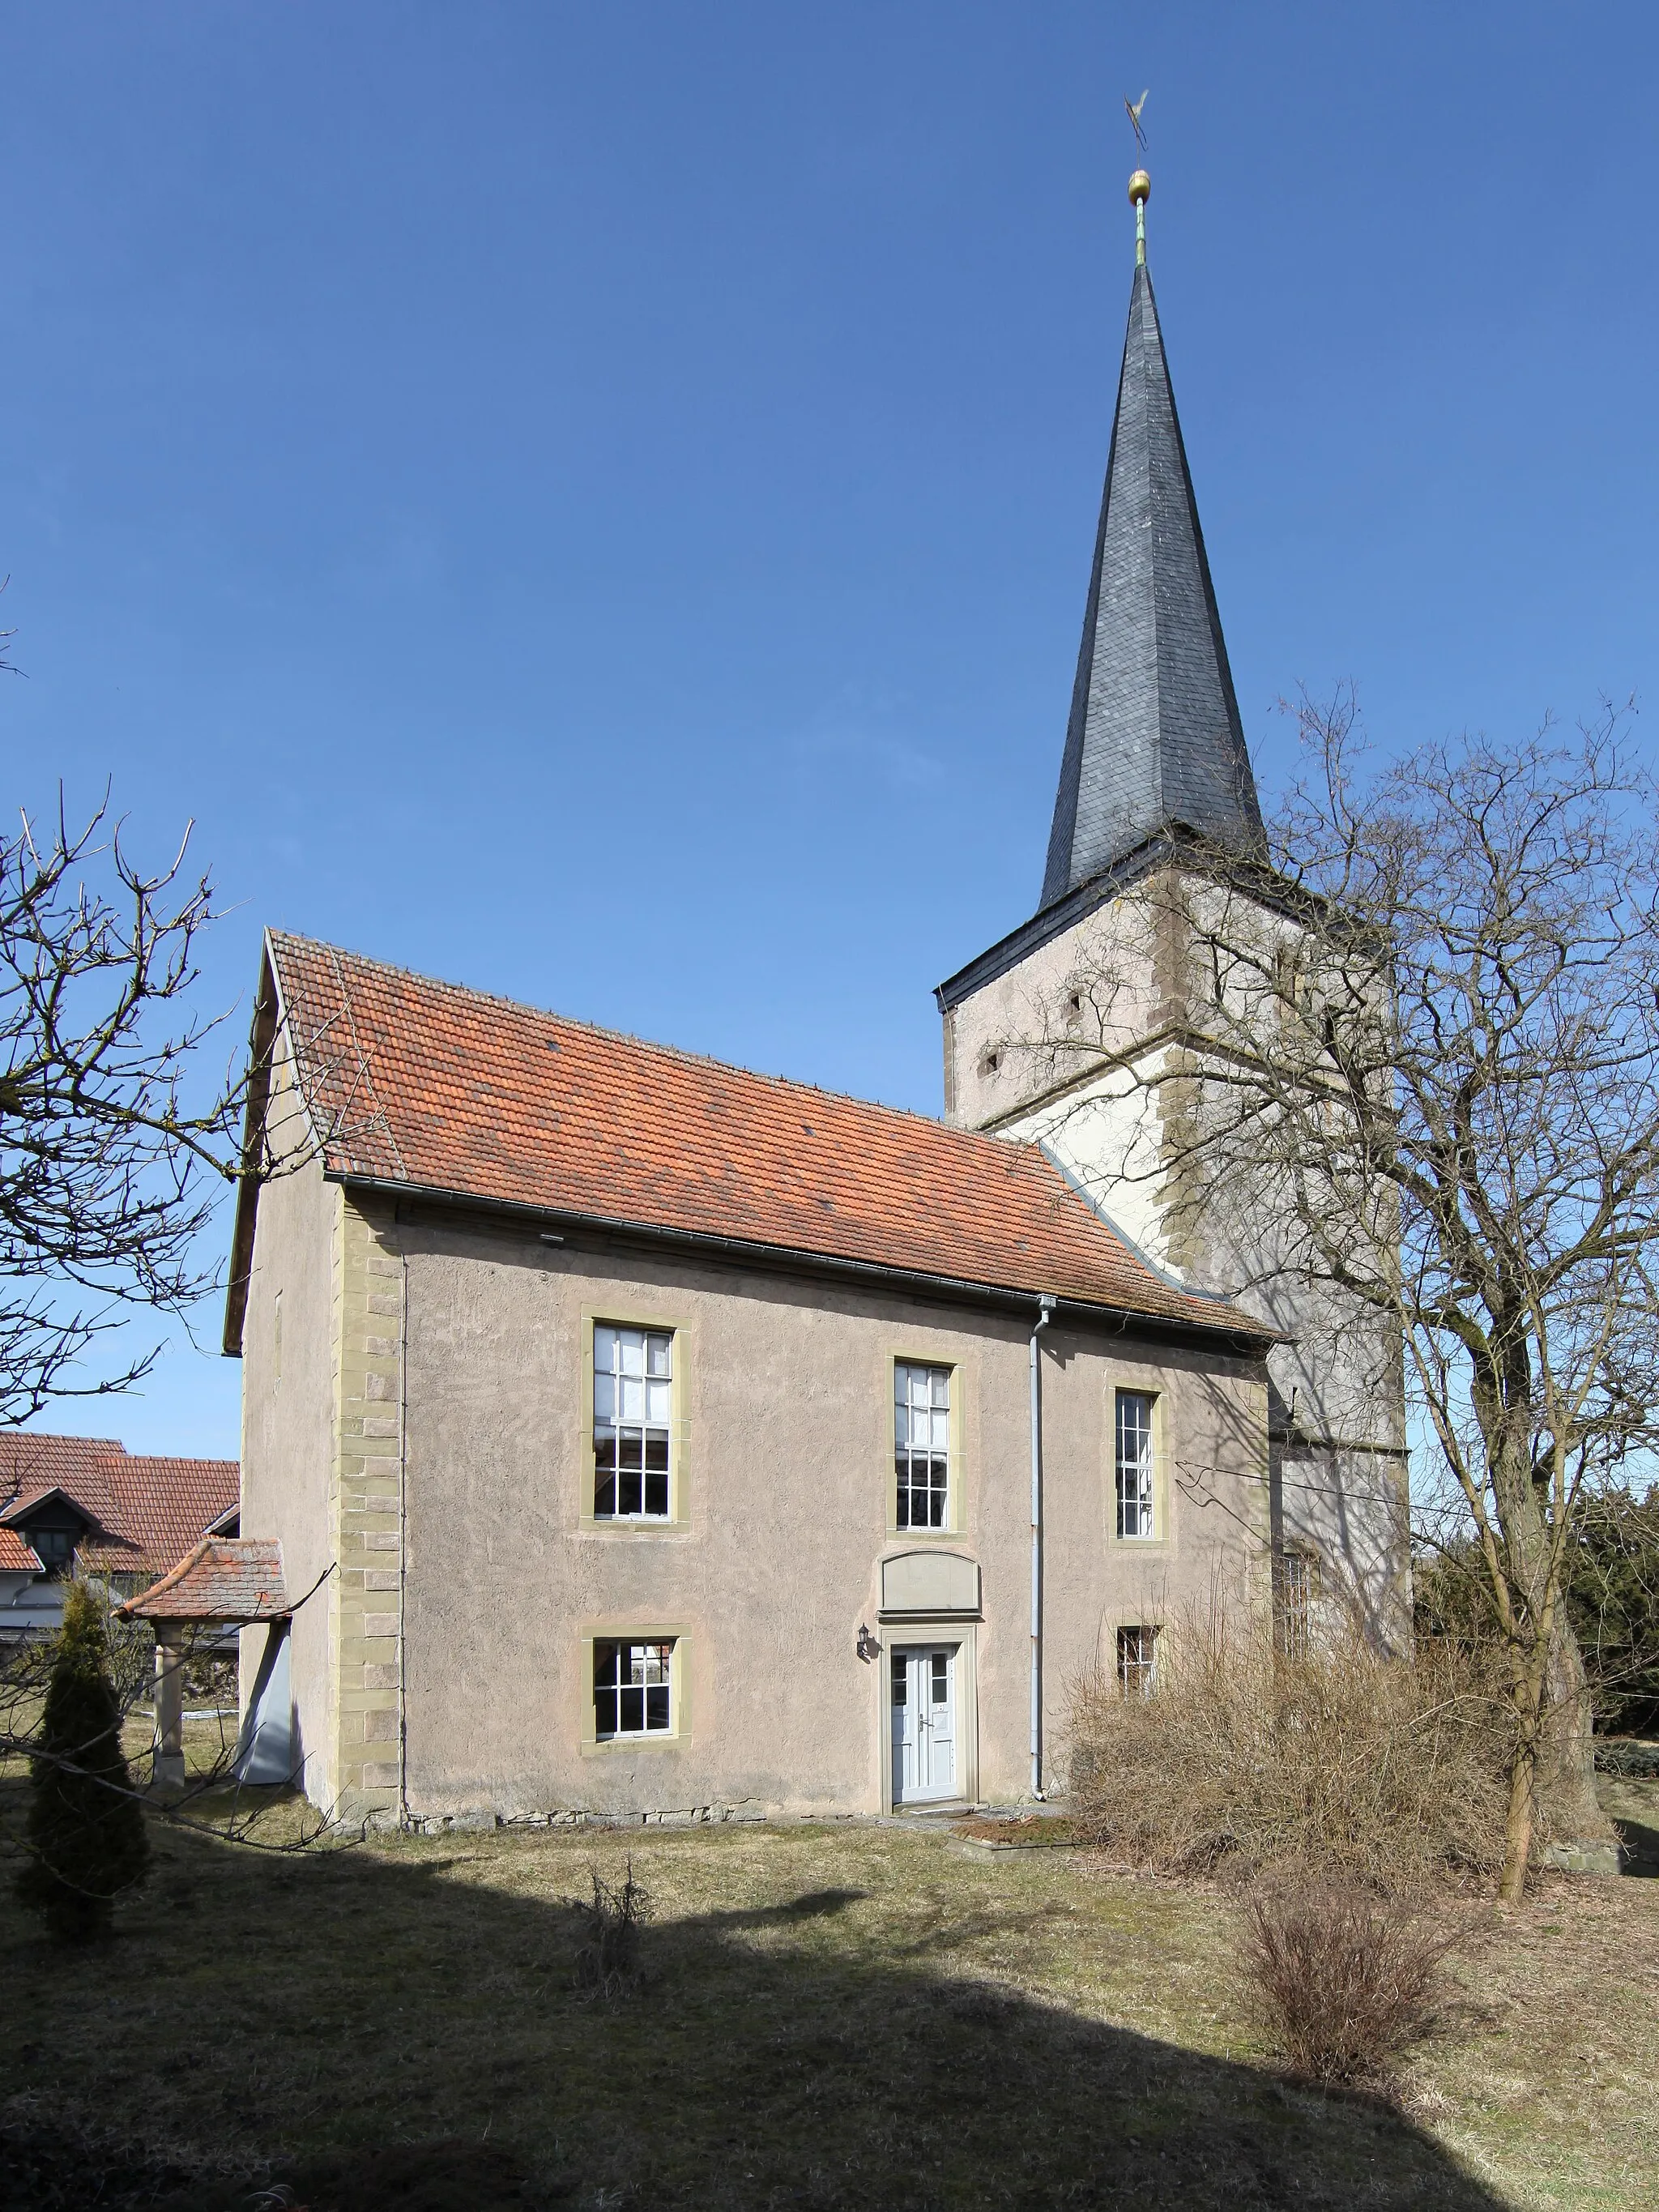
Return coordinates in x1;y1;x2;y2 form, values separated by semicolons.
2;1767;1656;2210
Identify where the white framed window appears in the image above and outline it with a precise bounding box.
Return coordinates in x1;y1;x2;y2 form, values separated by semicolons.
593;1324;673;1519
593;1638;674;1739
1117;1624;1158;1697
1115;1389;1157;1539
1275;1550;1319;1659
895;1362;951;1529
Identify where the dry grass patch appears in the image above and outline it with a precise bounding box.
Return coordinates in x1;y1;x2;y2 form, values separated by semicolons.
0;1781;1653;2209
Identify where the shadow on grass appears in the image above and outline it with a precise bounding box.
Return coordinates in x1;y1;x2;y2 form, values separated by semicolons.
1613;1812;1659;1875
0;1790;1508;2212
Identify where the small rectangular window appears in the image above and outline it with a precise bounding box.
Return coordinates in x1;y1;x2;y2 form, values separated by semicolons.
593;1324;673;1519
1275;1551;1319;1659
593;1638;674;1739
895;1362;951;1529
1117;1625;1158;1697
1115;1390;1156;1539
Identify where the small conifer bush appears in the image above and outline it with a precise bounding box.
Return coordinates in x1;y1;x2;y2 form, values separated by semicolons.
15;1580;151;1943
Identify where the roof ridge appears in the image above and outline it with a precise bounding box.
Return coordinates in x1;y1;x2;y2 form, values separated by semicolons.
0;1431;128;1454
99;1452;239;1472
268;930;1038;1158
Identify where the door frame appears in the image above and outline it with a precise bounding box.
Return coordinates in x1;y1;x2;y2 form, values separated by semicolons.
879;1620;978;1814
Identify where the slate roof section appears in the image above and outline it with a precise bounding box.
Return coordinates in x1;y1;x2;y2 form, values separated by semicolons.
0;1434;240;1578
1039;260;1264;911
118;1537;288;1623
249;932;1267;1343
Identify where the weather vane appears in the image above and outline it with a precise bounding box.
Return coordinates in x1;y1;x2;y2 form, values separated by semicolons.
1123;88;1151;265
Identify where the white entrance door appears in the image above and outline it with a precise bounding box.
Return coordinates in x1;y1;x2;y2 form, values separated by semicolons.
891;1644;957;1804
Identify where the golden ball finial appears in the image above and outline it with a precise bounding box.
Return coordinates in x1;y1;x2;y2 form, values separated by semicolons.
1128;169;1151;207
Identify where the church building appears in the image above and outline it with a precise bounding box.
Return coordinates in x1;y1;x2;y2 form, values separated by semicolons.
227;179;1408;1828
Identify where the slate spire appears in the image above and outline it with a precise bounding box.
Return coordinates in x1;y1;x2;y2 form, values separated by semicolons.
1039;179;1263;910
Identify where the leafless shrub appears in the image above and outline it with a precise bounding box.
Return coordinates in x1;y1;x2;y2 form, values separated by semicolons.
571;1860;653;1997
1242;1873;1463;2086
1067;1604;1511;1890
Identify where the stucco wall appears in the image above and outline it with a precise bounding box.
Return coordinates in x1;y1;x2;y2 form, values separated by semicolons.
395;1212;1269;1822
237;1049;339;1804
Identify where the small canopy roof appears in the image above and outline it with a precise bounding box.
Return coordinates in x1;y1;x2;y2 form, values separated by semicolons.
118;1537;289;1625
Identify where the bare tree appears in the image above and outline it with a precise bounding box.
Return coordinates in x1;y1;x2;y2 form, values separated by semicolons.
0;792;252;1424
1015;694;1658;1900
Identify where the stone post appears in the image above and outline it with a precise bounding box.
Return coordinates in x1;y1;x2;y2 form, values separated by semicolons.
153;1629;186;1788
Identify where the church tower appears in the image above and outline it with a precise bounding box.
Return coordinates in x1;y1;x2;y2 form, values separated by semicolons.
936;172;1409;1643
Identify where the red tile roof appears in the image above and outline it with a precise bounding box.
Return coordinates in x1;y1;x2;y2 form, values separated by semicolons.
118;1538;288;1623
0;1527;42;1573
0;1434;239;1579
263;932;1263;1337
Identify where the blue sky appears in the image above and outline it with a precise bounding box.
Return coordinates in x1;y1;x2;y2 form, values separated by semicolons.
2;3;1655;1455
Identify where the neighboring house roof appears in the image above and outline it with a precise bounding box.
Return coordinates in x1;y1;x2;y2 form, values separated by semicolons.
0;1527;42;1574
0;1434;240;1578
118;1537;288;1624
228;931;1271;1349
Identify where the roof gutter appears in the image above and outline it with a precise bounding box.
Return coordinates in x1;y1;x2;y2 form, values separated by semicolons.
320;1168;1279;1353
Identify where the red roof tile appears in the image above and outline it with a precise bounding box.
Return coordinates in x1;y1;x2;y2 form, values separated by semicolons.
0;1527;42;1572
118;1538;288;1622
265;932;1262;1337
91;1457;241;1577
0;1435;239;1578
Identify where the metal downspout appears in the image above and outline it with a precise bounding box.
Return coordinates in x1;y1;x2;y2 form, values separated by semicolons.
397;1229;410;1831
1030;1293;1057;1799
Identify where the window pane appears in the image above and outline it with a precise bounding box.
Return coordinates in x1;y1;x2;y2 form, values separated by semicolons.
896;1364;951;1529
593;1639;674;1739
594;1323;674;1518
1115;1390;1156;1539
891;1653;906;1706
1117;1625;1157;1697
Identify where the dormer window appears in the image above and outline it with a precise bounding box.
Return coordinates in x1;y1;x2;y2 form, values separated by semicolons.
25;1525;77;1580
